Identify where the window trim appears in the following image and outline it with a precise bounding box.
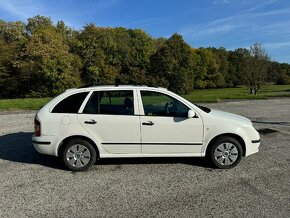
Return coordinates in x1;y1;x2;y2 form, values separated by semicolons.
78;90;94;113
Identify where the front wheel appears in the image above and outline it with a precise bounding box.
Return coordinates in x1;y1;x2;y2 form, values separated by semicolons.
208;136;243;169
61;138;97;171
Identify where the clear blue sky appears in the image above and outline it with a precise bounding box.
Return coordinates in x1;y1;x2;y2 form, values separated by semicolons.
0;0;289;63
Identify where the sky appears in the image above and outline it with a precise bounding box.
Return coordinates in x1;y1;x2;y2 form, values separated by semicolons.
0;0;289;63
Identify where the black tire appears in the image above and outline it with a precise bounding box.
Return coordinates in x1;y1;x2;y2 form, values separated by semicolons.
60;138;97;171
208;136;243;169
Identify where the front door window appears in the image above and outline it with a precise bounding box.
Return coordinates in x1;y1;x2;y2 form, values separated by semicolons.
141;91;188;117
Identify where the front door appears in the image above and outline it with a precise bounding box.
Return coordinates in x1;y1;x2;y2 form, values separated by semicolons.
140;91;203;154
78;90;141;154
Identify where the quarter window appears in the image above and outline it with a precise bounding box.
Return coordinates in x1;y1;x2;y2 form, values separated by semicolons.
52;92;89;113
83;91;134;115
141;91;189;117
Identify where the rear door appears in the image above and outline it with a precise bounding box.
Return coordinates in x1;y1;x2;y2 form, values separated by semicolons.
77;90;141;154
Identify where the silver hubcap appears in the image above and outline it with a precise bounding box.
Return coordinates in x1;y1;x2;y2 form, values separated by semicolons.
214;142;239;166
66;144;91;168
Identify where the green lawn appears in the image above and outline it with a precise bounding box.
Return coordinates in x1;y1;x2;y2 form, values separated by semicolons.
0;85;290;111
182;85;290;102
0;98;51;111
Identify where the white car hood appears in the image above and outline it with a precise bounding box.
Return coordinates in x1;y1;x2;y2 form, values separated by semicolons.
209;109;252;126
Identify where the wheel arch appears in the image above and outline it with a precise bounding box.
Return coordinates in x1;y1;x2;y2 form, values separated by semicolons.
57;135;100;157
205;133;246;157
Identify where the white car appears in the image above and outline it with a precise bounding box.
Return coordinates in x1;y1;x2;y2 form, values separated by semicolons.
32;85;260;171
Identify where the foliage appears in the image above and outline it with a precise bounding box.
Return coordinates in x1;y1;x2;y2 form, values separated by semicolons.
244;43;270;94
0;15;290;99
149;33;195;94
0;20;27;98
26;15;53;34
13;27;81;97
78;25;155;85
193;48;223;89
228;48;249;86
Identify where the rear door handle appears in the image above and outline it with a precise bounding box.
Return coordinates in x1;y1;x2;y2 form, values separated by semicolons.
84;119;97;125
142;121;154;126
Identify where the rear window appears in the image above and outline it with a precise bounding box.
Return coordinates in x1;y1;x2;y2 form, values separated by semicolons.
52;92;89;113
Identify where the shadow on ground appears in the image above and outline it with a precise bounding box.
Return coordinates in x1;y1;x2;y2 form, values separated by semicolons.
97;156;211;168
0;132;65;170
0;132;212;171
252;121;290;126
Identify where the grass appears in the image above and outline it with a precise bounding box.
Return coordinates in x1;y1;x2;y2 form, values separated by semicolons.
0;85;290;111
182;84;290;103
0;98;51;111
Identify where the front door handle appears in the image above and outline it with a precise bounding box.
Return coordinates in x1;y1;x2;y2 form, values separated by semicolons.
84;119;97;125
142;121;154;126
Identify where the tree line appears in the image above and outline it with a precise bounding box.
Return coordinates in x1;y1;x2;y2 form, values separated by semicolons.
0;15;289;98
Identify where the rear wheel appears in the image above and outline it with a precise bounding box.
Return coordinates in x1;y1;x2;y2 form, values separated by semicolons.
61;138;97;171
208;136;242;169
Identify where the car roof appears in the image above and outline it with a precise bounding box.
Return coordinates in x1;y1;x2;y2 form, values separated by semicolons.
67;85;168;92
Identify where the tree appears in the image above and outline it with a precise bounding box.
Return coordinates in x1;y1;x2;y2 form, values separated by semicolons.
13;27;82;97
245;43;270;94
149;34;195;94
117;28;155;85
193;48;223;89
210;47;229;87
1;16;290;99
0;20;26;98
228;48;249;87
0;38;19;98
77;24;125;84
275;63;290;85
0;20;27;43
26;15;53;34
78;25;155;85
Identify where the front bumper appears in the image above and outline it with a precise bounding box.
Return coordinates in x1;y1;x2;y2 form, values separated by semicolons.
245;138;260;157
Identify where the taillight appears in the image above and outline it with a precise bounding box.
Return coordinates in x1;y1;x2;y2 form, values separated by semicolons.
34;119;41;136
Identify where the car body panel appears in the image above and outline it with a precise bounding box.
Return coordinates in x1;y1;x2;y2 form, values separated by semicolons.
77;114;141;154
32;85;260;163
140;116;203;154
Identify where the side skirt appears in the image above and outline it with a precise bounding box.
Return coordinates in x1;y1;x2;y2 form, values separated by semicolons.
100;153;204;158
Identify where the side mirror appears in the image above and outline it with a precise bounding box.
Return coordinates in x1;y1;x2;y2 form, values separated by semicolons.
188;110;196;118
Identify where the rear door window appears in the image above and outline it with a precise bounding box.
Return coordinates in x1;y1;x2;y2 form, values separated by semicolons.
83;91;134;115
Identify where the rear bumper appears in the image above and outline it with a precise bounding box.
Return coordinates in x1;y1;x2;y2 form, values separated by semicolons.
32;135;58;156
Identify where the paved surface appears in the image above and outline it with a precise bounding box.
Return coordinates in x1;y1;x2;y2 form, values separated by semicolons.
0;99;289;217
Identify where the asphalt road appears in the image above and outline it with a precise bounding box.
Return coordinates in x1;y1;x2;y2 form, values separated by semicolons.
0;99;289;217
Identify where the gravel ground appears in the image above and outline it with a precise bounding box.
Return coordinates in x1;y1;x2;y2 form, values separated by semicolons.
0;99;289;217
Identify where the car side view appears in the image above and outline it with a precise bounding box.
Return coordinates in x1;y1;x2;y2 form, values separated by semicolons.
32;85;260;171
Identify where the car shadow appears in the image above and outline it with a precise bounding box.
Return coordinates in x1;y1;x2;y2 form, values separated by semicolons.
97;157;211;168
0;132;212;171
0;132;65;170
252;120;290;126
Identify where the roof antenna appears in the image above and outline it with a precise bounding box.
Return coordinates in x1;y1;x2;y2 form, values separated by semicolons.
115;78;121;86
